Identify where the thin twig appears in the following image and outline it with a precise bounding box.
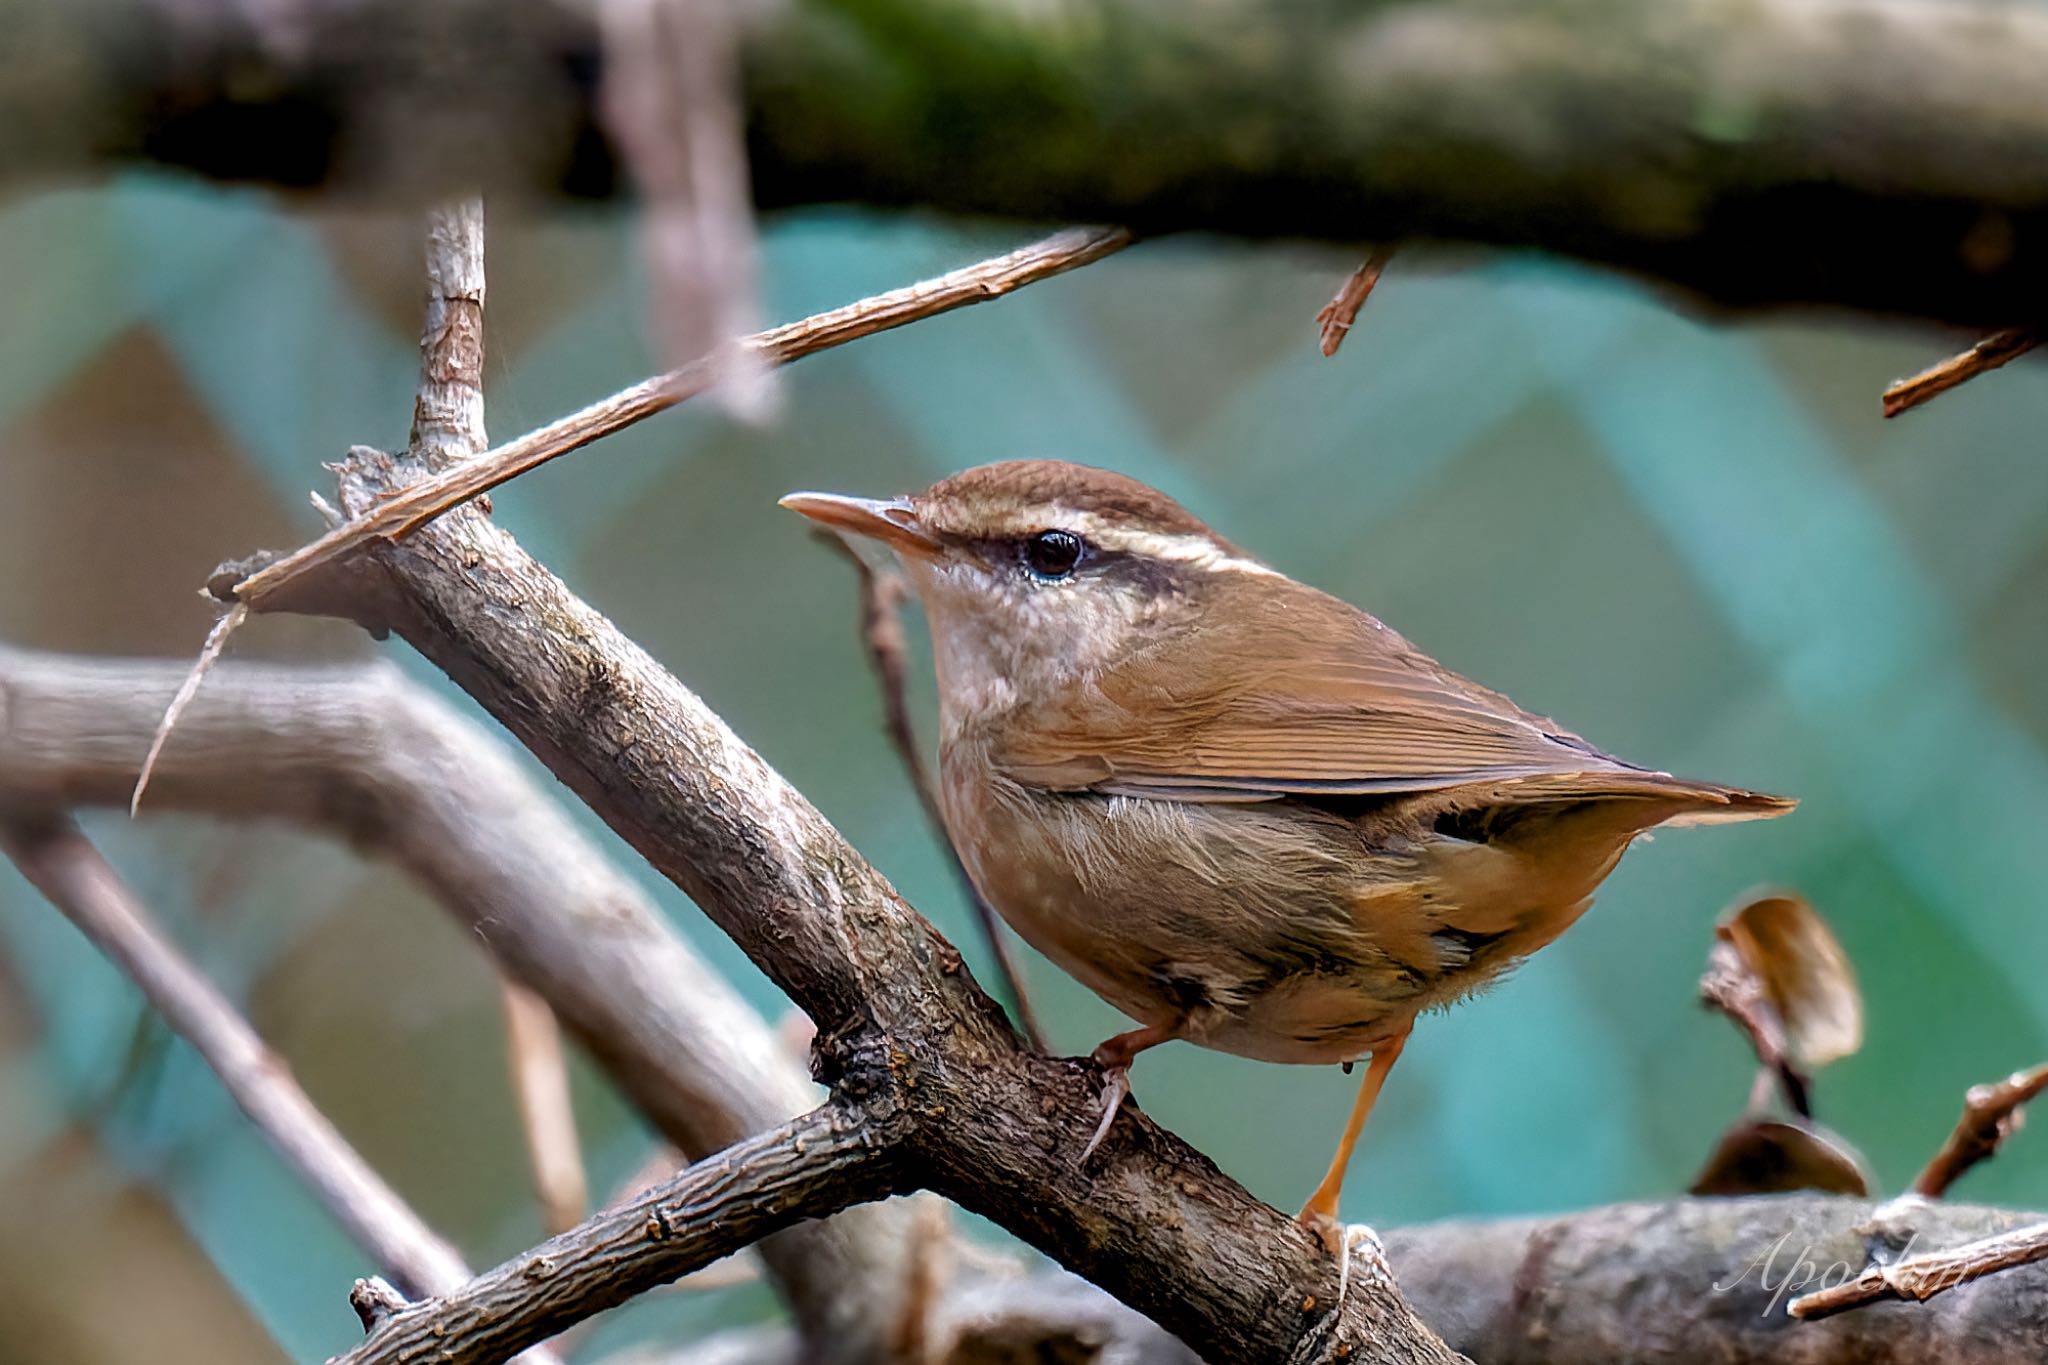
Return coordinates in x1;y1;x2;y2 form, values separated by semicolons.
1699;936;1811;1117
351;1277;410;1334
815;531;1046;1050
503;981;590;1235
0;644;898;1343
1315;246;1396;357
220;227;1130;609
411;198;490;466
890;1195;953;1363
1914;1061;2048;1199
0;815;473;1299
1788;1218;2048;1319
328;1106;897;1365
136;195;488;818
415;196;591;1243
600;0;774;419
129;600;247;815
1882;326;2041;417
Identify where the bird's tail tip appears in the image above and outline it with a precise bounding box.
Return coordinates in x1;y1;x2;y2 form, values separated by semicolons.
1663;785;1797;827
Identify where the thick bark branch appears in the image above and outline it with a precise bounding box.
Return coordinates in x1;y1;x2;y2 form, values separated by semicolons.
331;1106;899;1365
9;0;2048;323
1385;1196;2048;1364
0;644;909;1352
339;1190;2048;1365
218;447;1461;1365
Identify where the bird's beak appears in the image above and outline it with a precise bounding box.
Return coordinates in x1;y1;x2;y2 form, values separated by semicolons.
779;491;942;561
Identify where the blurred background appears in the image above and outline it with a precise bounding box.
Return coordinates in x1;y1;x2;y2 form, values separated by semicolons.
1;175;2045;1361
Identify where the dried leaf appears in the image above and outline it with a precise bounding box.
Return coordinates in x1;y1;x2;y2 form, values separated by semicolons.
1690;1117;1872;1197
1718;890;1863;1070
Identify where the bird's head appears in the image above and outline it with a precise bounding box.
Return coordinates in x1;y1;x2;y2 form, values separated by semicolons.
781;459;1267;725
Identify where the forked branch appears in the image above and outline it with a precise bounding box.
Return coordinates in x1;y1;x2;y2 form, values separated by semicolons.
0;643;907;1350
1915;1061;2048;1199
212;444;1463;1365
222;228;1129;612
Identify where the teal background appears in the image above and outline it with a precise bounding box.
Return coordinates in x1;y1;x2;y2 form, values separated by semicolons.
1;176;2044;1361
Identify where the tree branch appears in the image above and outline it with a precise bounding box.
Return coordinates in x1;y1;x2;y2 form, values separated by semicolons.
1386;1195;2048;1362
600;0;774;417
1316;249;1396;358
212;444;1463;1365
1882;327;2042;417
223;226;1128;612
331;1105;900;1365
409;197;490;467
1789;1215;2048;1321
0;643;911;1353
1915;1062;2048;1199
347;1173;2048;1365
412;195;596;1241
8;656;2047;1358
9;0;2048;323
0;814;473;1300
502;980;589;1235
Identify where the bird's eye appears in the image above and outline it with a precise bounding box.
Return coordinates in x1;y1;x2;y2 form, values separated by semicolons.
1021;529;1085;581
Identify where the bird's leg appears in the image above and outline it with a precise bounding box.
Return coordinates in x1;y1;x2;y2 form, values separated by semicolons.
1298;1029;1409;1253
1079;1021;1180;1162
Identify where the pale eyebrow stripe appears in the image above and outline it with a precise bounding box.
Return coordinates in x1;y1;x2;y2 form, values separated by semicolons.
1062;510;1278;576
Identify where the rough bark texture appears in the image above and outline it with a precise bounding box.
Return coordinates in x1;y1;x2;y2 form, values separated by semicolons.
332;1107;899;1365
409;198;490;468
8;0;2048;324
621;1192;2048;1365
15;643;2048;1360
0;644;911;1355
1384;1196;2048;1362
221;448;1463;1365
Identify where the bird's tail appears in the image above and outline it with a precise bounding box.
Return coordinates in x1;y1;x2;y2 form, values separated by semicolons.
1490;771;1796;827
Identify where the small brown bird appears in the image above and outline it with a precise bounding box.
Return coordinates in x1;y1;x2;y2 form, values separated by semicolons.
783;460;1791;1244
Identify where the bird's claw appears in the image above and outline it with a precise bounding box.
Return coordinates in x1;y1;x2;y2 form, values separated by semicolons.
1332;1222;1384;1307
1078;1064;1131;1163
1284;1224;1386;1365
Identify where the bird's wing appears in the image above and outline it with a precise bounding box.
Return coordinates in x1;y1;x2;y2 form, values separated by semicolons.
992;576;1776;813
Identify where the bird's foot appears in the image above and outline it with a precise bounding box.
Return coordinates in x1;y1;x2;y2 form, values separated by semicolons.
1078;1062;1131;1163
1298;1200;1385;1267
1297;1203;1347;1258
